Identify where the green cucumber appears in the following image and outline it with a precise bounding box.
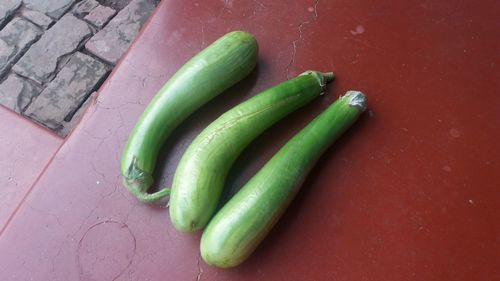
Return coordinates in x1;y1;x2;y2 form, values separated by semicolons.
121;31;258;203
169;71;334;232
200;91;367;268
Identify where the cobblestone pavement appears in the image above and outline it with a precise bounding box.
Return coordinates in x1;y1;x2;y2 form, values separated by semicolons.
0;0;158;136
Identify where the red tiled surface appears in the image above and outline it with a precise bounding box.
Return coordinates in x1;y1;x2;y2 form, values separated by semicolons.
0;0;498;280
0;106;62;230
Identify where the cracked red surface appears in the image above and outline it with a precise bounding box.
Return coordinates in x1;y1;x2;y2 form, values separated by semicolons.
0;0;498;280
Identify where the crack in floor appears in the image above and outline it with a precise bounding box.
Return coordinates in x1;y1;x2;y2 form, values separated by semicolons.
285;0;320;79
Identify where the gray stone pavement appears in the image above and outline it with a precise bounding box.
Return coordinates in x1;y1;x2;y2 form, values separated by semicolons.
0;0;22;27
85;0;153;64
0;0;158;136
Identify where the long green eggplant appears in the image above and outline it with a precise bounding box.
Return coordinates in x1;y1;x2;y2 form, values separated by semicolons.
169;71;334;232
200;91;367;268
121;31;258;203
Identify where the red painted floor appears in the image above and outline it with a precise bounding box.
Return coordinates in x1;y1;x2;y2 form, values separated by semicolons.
0;106;62;231
0;0;498;280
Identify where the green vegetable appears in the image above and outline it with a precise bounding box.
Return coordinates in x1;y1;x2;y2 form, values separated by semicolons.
121;31;258;203
200;91;367;268
169;71;334;232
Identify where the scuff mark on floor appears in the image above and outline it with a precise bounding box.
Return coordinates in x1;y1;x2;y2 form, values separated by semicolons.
196;255;204;281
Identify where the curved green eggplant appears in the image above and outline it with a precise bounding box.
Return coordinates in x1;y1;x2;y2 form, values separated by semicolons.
121;31;258;203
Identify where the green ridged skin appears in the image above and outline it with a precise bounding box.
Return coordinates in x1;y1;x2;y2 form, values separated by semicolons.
169;71;334;232
121;31;258;203
200;91;367;268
